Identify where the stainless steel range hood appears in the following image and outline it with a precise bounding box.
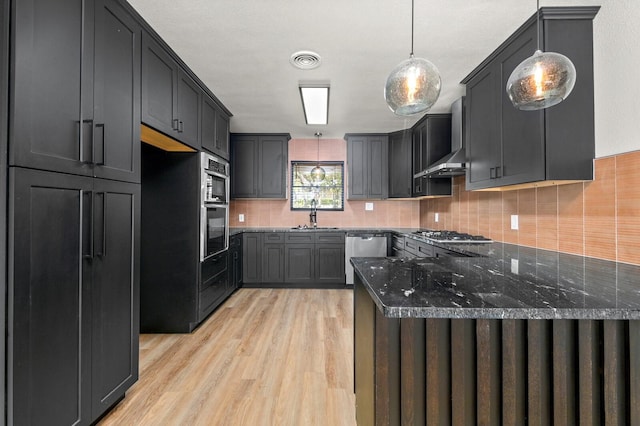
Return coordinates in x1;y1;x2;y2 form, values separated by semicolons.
415;97;466;178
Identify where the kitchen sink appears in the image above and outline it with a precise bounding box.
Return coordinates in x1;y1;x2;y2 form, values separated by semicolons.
290;226;339;230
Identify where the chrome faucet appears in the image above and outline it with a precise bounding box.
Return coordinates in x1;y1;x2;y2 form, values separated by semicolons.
309;199;318;228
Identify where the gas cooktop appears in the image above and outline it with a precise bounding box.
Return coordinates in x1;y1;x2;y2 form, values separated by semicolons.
412;230;492;244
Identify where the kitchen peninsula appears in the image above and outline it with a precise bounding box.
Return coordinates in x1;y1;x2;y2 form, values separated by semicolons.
353;243;640;425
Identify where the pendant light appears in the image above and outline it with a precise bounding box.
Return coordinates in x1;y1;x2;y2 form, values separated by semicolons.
384;0;441;116
506;0;577;110
310;132;325;183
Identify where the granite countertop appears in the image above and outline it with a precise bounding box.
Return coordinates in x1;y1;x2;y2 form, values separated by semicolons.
230;227;416;236
352;243;640;320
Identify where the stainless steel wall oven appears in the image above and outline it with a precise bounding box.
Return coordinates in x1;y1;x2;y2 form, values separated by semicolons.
201;152;229;260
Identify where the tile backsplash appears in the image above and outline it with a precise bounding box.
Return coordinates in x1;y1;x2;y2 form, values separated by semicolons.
229;137;639;265
420;150;640;265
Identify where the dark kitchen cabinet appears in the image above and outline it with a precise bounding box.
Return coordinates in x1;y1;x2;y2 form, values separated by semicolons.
11;0;141;183
202;93;231;160
9;167;139;425
230;133;290;199
242;233;262;283
411;115;452;197
285;243;315;284
463;7;599;190
346;134;389;200
229;233;243;289
388;130;412;198
199;251;228;322
262;232;285;283
316;243;346;284
142;33;201;150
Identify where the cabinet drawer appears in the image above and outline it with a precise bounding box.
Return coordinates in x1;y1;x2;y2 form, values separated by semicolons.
416;242;434;257
404;238;418;256
201;251;228;287
315;232;345;243
230;234;242;248
285;233;314;244
263;232;284;243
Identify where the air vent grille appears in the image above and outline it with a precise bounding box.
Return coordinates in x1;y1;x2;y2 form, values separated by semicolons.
290;51;322;70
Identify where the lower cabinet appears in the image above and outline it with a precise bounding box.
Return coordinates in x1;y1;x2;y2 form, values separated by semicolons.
229;233;242;289
199;251;228;322
243;231;346;287
8;167;140;425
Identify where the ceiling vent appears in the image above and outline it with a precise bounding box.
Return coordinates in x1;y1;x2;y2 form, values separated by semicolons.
290;51;322;70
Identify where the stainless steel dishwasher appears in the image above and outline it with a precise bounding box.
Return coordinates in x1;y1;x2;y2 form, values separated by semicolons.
345;232;388;284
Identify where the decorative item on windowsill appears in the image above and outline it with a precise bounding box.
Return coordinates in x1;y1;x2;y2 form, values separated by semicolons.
310;132;325;183
384;0;441;116
506;0;577;110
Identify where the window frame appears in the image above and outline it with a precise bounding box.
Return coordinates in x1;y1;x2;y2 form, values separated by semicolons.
290;161;344;211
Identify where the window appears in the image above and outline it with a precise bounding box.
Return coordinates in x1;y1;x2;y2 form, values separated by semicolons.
290;161;344;211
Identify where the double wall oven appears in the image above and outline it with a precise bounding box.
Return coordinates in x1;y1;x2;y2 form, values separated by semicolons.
201;152;229;261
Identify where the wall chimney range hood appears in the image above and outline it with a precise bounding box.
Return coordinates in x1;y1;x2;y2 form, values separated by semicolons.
415;97;466;178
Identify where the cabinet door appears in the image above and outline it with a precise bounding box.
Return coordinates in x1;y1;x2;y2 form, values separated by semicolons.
389;131;412;198
424;117;453;196
259;135;288;198
466;65;500;190
316;244;346;284
90;178;140;418
231;135;259;198
367;135;389;199
285;244;315;283
93;0;141;183
242;233;262;283
347;135;367;199
141;33;177;136
412;125;426;196
176;70;201;149
216;110;230;160
498;25;545;186
11;0;93;176
9;168;93;425
262;244;285;283
201;94;217;154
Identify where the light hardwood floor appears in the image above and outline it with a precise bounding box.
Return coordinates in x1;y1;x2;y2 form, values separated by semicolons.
99;288;356;425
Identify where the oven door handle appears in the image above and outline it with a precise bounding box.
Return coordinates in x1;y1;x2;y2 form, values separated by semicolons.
204;169;228;180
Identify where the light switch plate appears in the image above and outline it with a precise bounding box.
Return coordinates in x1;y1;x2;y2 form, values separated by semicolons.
435;212;439;223
365;202;374;211
239;214;245;222
511;214;519;230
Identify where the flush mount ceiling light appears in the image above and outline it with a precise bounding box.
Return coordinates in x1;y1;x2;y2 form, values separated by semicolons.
290;51;322;70
384;0;441;116
299;83;329;125
310;132;326;183
506;0;577;110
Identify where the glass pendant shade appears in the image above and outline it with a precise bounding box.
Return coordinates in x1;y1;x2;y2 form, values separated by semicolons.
506;49;577;110
385;55;441;116
310;165;325;183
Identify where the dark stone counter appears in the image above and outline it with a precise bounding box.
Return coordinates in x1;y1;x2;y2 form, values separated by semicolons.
352;243;640;320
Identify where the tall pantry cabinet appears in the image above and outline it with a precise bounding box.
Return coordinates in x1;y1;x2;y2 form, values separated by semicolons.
6;0;141;424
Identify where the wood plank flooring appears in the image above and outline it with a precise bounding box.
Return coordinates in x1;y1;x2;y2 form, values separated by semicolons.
98;288;356;425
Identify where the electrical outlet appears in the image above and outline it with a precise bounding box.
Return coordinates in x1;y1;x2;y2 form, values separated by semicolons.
435;213;439;223
511;214;519;230
365;202;374;211
239;214;245;222
511;259;519;275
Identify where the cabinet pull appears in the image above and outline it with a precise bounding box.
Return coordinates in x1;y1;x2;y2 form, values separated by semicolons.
82;191;94;260
172;118;179;131
95;192;106;257
95;123;105;166
490;167;496;179
81;119;94;164
496;166;502;178
178;120;184;132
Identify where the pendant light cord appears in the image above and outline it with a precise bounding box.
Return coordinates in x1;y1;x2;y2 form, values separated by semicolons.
536;0;540;50
410;0;415;56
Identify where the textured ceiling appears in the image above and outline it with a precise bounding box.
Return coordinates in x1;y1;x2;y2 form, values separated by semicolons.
128;0;602;139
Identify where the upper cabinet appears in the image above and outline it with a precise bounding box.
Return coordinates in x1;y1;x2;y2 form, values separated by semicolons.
201;93;230;160
412;114;452;197
388;130;412;198
463;7;599;191
346;134;389;200
11;0;141;183
141;33;200;150
230;133;290;199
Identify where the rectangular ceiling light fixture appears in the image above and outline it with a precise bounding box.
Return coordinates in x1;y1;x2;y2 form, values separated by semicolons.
299;83;329;125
